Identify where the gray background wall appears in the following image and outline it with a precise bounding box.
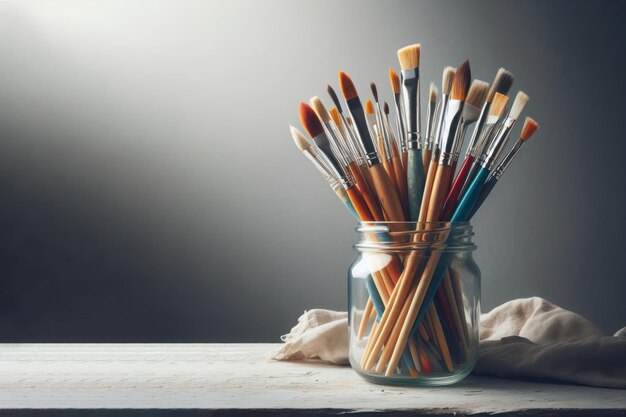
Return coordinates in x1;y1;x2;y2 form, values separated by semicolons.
0;0;624;341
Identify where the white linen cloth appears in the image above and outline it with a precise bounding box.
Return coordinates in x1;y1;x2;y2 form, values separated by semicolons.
267;297;626;388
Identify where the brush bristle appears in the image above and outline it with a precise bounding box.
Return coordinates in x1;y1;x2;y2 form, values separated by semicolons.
429;82;438;102
327;85;342;112
383;102;389;115
521;117;539;142
397;44;421;70
290;125;311;152
389;68;400;94
489;93;509;117
509;91;529;120
442;67;456;95
365;99;375;115
310;96;331;123
451;60;471;101
339;71;358;100
329;107;343;129
466;80;490;109
299;102;324;138
370;82;379;102
487;68;514;103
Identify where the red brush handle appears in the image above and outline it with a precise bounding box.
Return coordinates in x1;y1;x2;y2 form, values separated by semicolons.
441;156;474;221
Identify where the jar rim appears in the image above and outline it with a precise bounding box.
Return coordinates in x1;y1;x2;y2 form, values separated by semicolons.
354;221;476;253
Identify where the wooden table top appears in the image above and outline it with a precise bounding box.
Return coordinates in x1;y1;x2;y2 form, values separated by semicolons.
0;343;624;416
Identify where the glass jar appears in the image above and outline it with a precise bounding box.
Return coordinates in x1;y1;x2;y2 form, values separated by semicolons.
348;221;480;386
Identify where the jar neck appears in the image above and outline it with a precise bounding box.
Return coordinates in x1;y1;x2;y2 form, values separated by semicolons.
354;221;476;253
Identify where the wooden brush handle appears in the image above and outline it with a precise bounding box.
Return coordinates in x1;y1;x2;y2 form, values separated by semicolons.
391;143;409;218
416;157;439;225
422;149;432;176
348;162;383;220
426;164;453;222
368;163;406;225
345;186;374;222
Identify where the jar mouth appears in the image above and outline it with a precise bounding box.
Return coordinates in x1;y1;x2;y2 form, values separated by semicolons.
354;221;476;253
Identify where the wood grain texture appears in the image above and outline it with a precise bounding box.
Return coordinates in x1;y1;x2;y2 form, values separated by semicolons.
0;344;624;414
368;163;406;225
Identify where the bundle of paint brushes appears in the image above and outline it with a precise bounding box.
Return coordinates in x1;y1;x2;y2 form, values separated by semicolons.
289;43;540;377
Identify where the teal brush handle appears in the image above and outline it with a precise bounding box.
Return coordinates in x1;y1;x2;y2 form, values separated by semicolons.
451;166;490;222
468;175;498;219
407;148;426;221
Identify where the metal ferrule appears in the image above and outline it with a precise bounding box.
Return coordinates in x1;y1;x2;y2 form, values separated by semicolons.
335;114;363;166
423;100;437;150
312;131;352;189
339;113;365;165
401;68;421;150
451;103;481;162
492;138;524;180
346;97;381;166
474;114;501;159
323;120;353;164
393;93;406;153
437;99;464;165
465;101;490;157
303;149;334;182
433;94;450;152
480;116;517;170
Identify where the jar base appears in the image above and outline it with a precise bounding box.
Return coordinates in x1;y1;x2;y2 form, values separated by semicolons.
351;360;476;387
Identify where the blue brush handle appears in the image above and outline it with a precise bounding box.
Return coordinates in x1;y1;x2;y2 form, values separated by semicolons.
451;166;490;222
468;175;498;220
407;148;426;221
365;276;415;372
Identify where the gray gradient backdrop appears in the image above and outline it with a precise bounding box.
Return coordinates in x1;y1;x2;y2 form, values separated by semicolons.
0;0;624;341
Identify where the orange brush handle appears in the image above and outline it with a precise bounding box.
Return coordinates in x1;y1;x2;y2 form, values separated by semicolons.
426;164;453;222
348;162;383;220
368;164;406;225
346;186;374;222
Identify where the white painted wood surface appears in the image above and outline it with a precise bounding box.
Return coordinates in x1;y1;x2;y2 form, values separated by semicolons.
0;343;624;413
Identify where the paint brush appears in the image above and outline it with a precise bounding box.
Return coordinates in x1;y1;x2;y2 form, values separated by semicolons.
451;91;529;221
427;60;471;221
327;86;385;220
469;117;540;217
441;79;490;220
311;98;385;222
389;68;407;176
366;98;399;197
422;82;438;174
458;69;514;197
290;125;358;218
397;44;426;221
384;101;409;216
338;71;406;224
327;85;367;167
365;99;378;142
299;102;373;221
456;92;510;205
416;68;455;227
465;69;514;161
310;97;353;174
372;82;403;204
